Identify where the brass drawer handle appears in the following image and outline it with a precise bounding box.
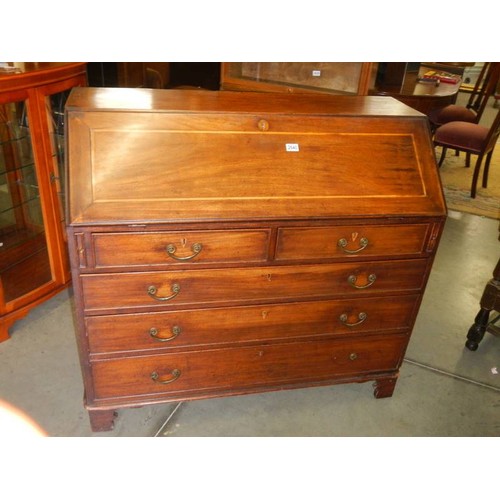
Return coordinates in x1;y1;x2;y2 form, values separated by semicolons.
149;326;181;342
340;312;367;327
348;273;376;289
338;236;369;254
151;369;181;385
349;353;358;361
166;243;202;261
147;284;181;302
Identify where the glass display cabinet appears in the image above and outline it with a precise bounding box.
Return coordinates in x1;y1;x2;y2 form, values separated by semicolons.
0;62;87;341
220;62;377;95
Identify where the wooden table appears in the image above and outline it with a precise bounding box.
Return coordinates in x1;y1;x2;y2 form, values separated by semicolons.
371;63;462;115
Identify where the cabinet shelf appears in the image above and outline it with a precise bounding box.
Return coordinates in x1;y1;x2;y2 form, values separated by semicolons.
1;193;42;216
0;133;31;147
0;228;46;270
14;179;38;190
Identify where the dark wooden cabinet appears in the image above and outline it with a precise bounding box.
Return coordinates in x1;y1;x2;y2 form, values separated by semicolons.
221;62;376;95
0;62;87;341
65;88;446;431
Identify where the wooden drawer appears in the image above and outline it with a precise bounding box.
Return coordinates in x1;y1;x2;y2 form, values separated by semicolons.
80;260;428;313
276;224;431;261
86;294;419;354
91;229;270;268
91;335;407;400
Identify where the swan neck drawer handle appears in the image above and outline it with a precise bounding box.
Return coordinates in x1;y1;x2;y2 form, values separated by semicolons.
338;236;369;254
147;284;181;301
166;243;203;261
340;312;367;327
151;369;181;385
348;273;377;289
149;326;181;342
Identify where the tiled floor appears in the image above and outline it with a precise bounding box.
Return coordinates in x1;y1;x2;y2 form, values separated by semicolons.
1;210;499;437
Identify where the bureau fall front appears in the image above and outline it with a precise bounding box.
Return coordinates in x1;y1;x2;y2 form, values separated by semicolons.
65;87;446;431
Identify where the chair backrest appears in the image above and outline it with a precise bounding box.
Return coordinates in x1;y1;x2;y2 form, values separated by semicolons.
484;106;500;152
467;63;500;123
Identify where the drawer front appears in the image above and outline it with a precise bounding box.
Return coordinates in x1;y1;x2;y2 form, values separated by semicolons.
92;229;270;268
80;260;428;313
91;335;407;400
276;224;431;261
86;294;420;354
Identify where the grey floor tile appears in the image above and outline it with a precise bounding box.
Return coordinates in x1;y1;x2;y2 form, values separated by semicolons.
406;211;500;387
158;361;500;437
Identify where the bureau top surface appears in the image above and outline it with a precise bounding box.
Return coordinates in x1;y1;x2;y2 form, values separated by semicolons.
66;87;424;117
65;88;446;225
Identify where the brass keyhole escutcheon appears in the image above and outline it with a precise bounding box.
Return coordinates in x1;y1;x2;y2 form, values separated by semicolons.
257;119;269;131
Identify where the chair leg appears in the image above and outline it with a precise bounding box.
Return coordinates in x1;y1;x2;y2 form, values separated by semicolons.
470;154;484;198
465;152;471;168
438;147;447;167
482;151;494;188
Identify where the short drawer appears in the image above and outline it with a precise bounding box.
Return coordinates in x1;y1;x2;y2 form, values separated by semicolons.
275;224;431;261
80;260;429;313
86;294;420;354
91;229;271;268
91;335;407;400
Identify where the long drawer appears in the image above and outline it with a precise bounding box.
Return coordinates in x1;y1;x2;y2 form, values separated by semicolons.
86;294;419;354
91;229;271;268
91;335;407;400
276;223;431;261
80;260;429;313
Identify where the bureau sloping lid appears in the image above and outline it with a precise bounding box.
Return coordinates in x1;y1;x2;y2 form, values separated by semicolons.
66;88;446;224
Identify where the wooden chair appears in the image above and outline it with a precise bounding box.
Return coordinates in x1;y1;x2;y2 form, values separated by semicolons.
434;106;500;198
428;63;500;131
466;256;500;351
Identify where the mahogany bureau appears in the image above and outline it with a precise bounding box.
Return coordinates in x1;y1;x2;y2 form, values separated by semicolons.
65;87;447;432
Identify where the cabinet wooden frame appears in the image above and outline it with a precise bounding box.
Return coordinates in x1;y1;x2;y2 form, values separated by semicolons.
0;63;87;341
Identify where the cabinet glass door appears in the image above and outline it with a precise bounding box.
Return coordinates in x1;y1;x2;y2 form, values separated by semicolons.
46;90;70;241
224;62;375;95
0;100;52;303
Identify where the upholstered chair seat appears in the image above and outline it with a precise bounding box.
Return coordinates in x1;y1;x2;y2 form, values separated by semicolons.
434;108;500;198
428;105;477;128
434;121;490;152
